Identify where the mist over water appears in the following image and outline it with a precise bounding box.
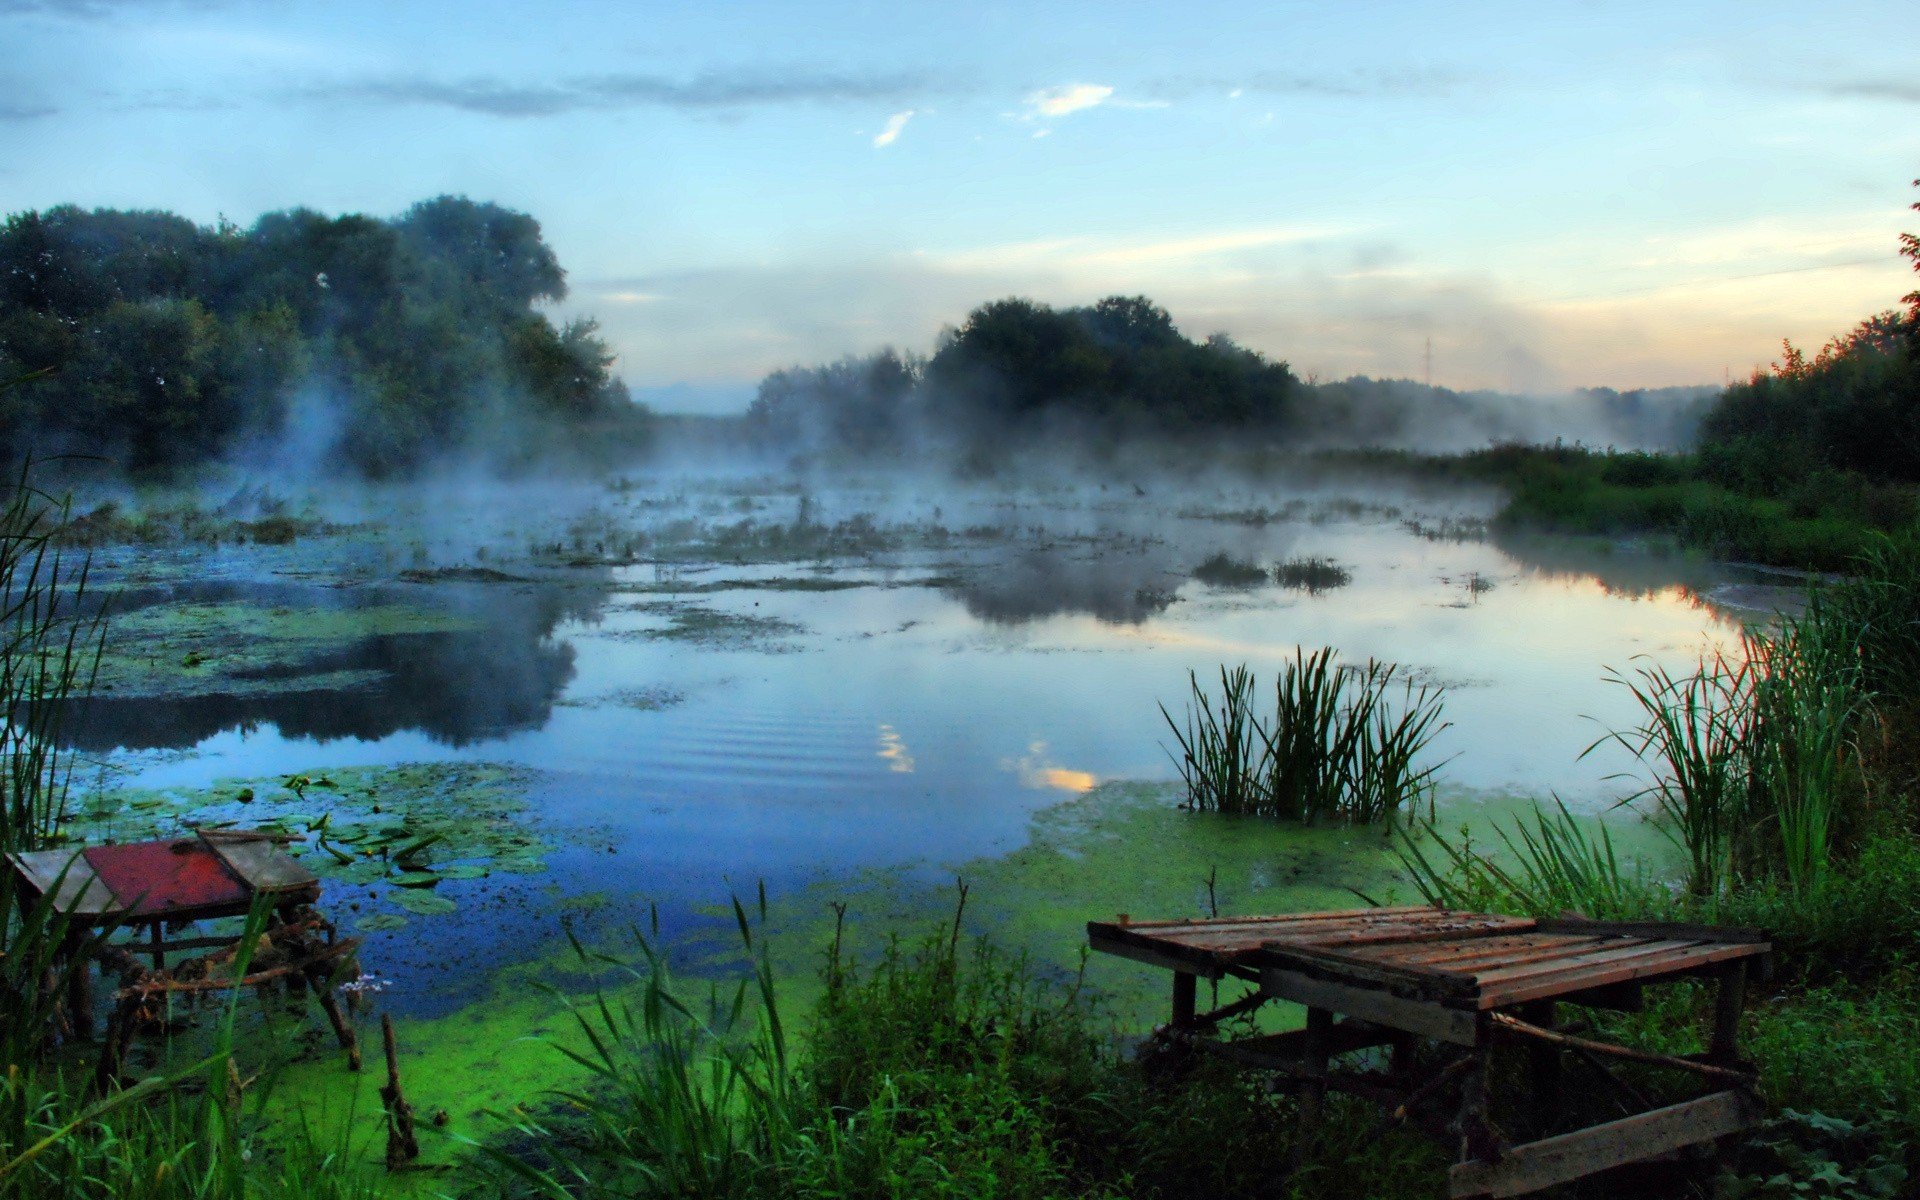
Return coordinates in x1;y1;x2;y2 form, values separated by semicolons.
65;463;1795;1012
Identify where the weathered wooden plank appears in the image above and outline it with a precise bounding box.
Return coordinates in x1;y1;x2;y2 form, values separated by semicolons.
206;838;319;894
1372;935;1620;973
1281;917;1539;952
1447;1090;1756;1198
1261;967;1481;1044
1365;933;1596;967
1477;941;1761;1009
1258;943;1480;997
7;848;119;915
1086;929;1227;979
1113;905;1437;931
1467;939;1698;988
1534;917;1769;945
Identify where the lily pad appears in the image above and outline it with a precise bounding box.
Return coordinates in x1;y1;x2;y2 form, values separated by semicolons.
390;890;457;917
435;864;490;880
389;871;442;888
358;913;409;932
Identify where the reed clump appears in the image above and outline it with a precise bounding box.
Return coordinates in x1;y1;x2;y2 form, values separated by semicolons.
1272;556;1352;593
1161;649;1449;823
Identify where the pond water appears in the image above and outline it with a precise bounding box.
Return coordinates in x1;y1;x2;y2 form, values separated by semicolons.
77;471;1783;987
63;467;1798;1139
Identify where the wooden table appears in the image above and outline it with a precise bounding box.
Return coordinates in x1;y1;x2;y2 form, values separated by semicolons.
1089;906;1771;1198
7;830;359;1078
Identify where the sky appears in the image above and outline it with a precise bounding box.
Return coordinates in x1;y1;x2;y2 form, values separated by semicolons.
2;0;1917;414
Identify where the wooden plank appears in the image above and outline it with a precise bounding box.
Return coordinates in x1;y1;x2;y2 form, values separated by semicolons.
1365;933;1597;967
1113;905;1437;931
1477;941;1762;1009
1370;935;1621;973
1261;967;1481;1044
7;849;119;915
206;838;319;894
1448;1090;1756;1198
1467;939;1698;988
1258;943;1479;997
1086;929;1226;979
1282;916;1539;951
1534;917;1769;945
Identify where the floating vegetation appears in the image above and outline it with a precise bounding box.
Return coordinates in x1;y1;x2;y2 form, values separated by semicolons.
1162;650;1450;823
1190;552;1269;588
73;761;551;926
95;600;480;698
621;603;807;649
1273;556;1352;594
1402;515;1488;542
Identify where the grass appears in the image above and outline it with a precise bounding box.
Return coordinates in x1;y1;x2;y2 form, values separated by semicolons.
1189;551;1267;588
1272;556;1351;593
1162;649;1449;823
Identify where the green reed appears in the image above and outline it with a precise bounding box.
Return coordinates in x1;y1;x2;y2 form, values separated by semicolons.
1163;649;1448;823
1399;802;1665;920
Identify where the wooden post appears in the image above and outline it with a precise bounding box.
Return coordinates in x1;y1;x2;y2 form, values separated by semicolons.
1456;1040;1493;1166
303;962;361;1071
1522;1000;1560;1133
380;1014;419;1169
64;930;93;1041
1710;962;1747;1065
148;923;165;971
1294;1006;1333;1170
1391;1032;1417;1078
1171;971;1197;1029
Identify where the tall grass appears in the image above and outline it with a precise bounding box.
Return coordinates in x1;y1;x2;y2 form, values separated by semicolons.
0;459;103;853
1399;802;1667;920
1592;619;1866;899
1162;649;1448;823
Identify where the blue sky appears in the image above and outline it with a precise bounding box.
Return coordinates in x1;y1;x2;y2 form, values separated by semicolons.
2;0;1916;412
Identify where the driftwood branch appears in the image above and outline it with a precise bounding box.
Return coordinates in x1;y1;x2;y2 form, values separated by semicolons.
1490;1011;1756;1086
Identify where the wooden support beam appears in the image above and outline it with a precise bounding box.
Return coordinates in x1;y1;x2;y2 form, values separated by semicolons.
1448;1091;1757;1198
1711;961;1747;1065
1171;972;1197;1029
1262;967;1480;1044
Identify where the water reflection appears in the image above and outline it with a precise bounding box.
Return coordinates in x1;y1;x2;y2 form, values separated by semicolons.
67;581;600;752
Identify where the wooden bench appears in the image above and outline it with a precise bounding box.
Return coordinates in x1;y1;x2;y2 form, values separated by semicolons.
1089;906;1771;1198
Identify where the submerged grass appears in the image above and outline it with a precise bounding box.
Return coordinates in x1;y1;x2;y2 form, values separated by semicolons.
1163;649;1449;823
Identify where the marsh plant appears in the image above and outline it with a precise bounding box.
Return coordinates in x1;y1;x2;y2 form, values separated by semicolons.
1162;649;1449;823
1592;616;1865;899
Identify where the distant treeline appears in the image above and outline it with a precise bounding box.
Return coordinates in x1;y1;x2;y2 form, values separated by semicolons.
745;294;1709;460
0;197;648;476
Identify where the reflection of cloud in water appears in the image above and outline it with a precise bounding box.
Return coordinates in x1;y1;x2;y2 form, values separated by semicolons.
876;723;915;773
1003;741;1097;793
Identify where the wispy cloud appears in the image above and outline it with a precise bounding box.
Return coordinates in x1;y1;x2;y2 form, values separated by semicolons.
928;224;1353;273
1025;83;1113;118
1155;65;1468;102
1819;78;1920;104
294;66;933;119
872;109;914;147
0;101;57;120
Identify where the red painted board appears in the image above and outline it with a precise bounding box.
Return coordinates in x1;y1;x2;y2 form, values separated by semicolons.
84;840;250;918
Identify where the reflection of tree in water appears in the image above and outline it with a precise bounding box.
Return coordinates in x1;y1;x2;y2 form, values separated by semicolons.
947;545;1185;625
65;582;601;752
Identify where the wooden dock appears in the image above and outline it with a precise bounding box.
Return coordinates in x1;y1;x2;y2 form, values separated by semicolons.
1089;906;1770;1198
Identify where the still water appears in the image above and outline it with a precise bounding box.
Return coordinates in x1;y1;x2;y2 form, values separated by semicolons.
76;471;1781;1015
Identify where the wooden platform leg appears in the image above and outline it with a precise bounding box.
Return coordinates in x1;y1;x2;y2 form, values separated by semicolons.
64;930;94;1041
1710;962;1747;1065
1171;971;1197;1029
303;963;362;1071
1293;1006;1333;1169
1522;1000;1560;1133
1455;1041;1493;1166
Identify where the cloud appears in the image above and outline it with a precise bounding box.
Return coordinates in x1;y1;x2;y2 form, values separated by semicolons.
872;109;913;147
1154;66;1468;103
0;101;57;120
1025;83;1113;118
294;66;933;119
1819;79;1920;104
